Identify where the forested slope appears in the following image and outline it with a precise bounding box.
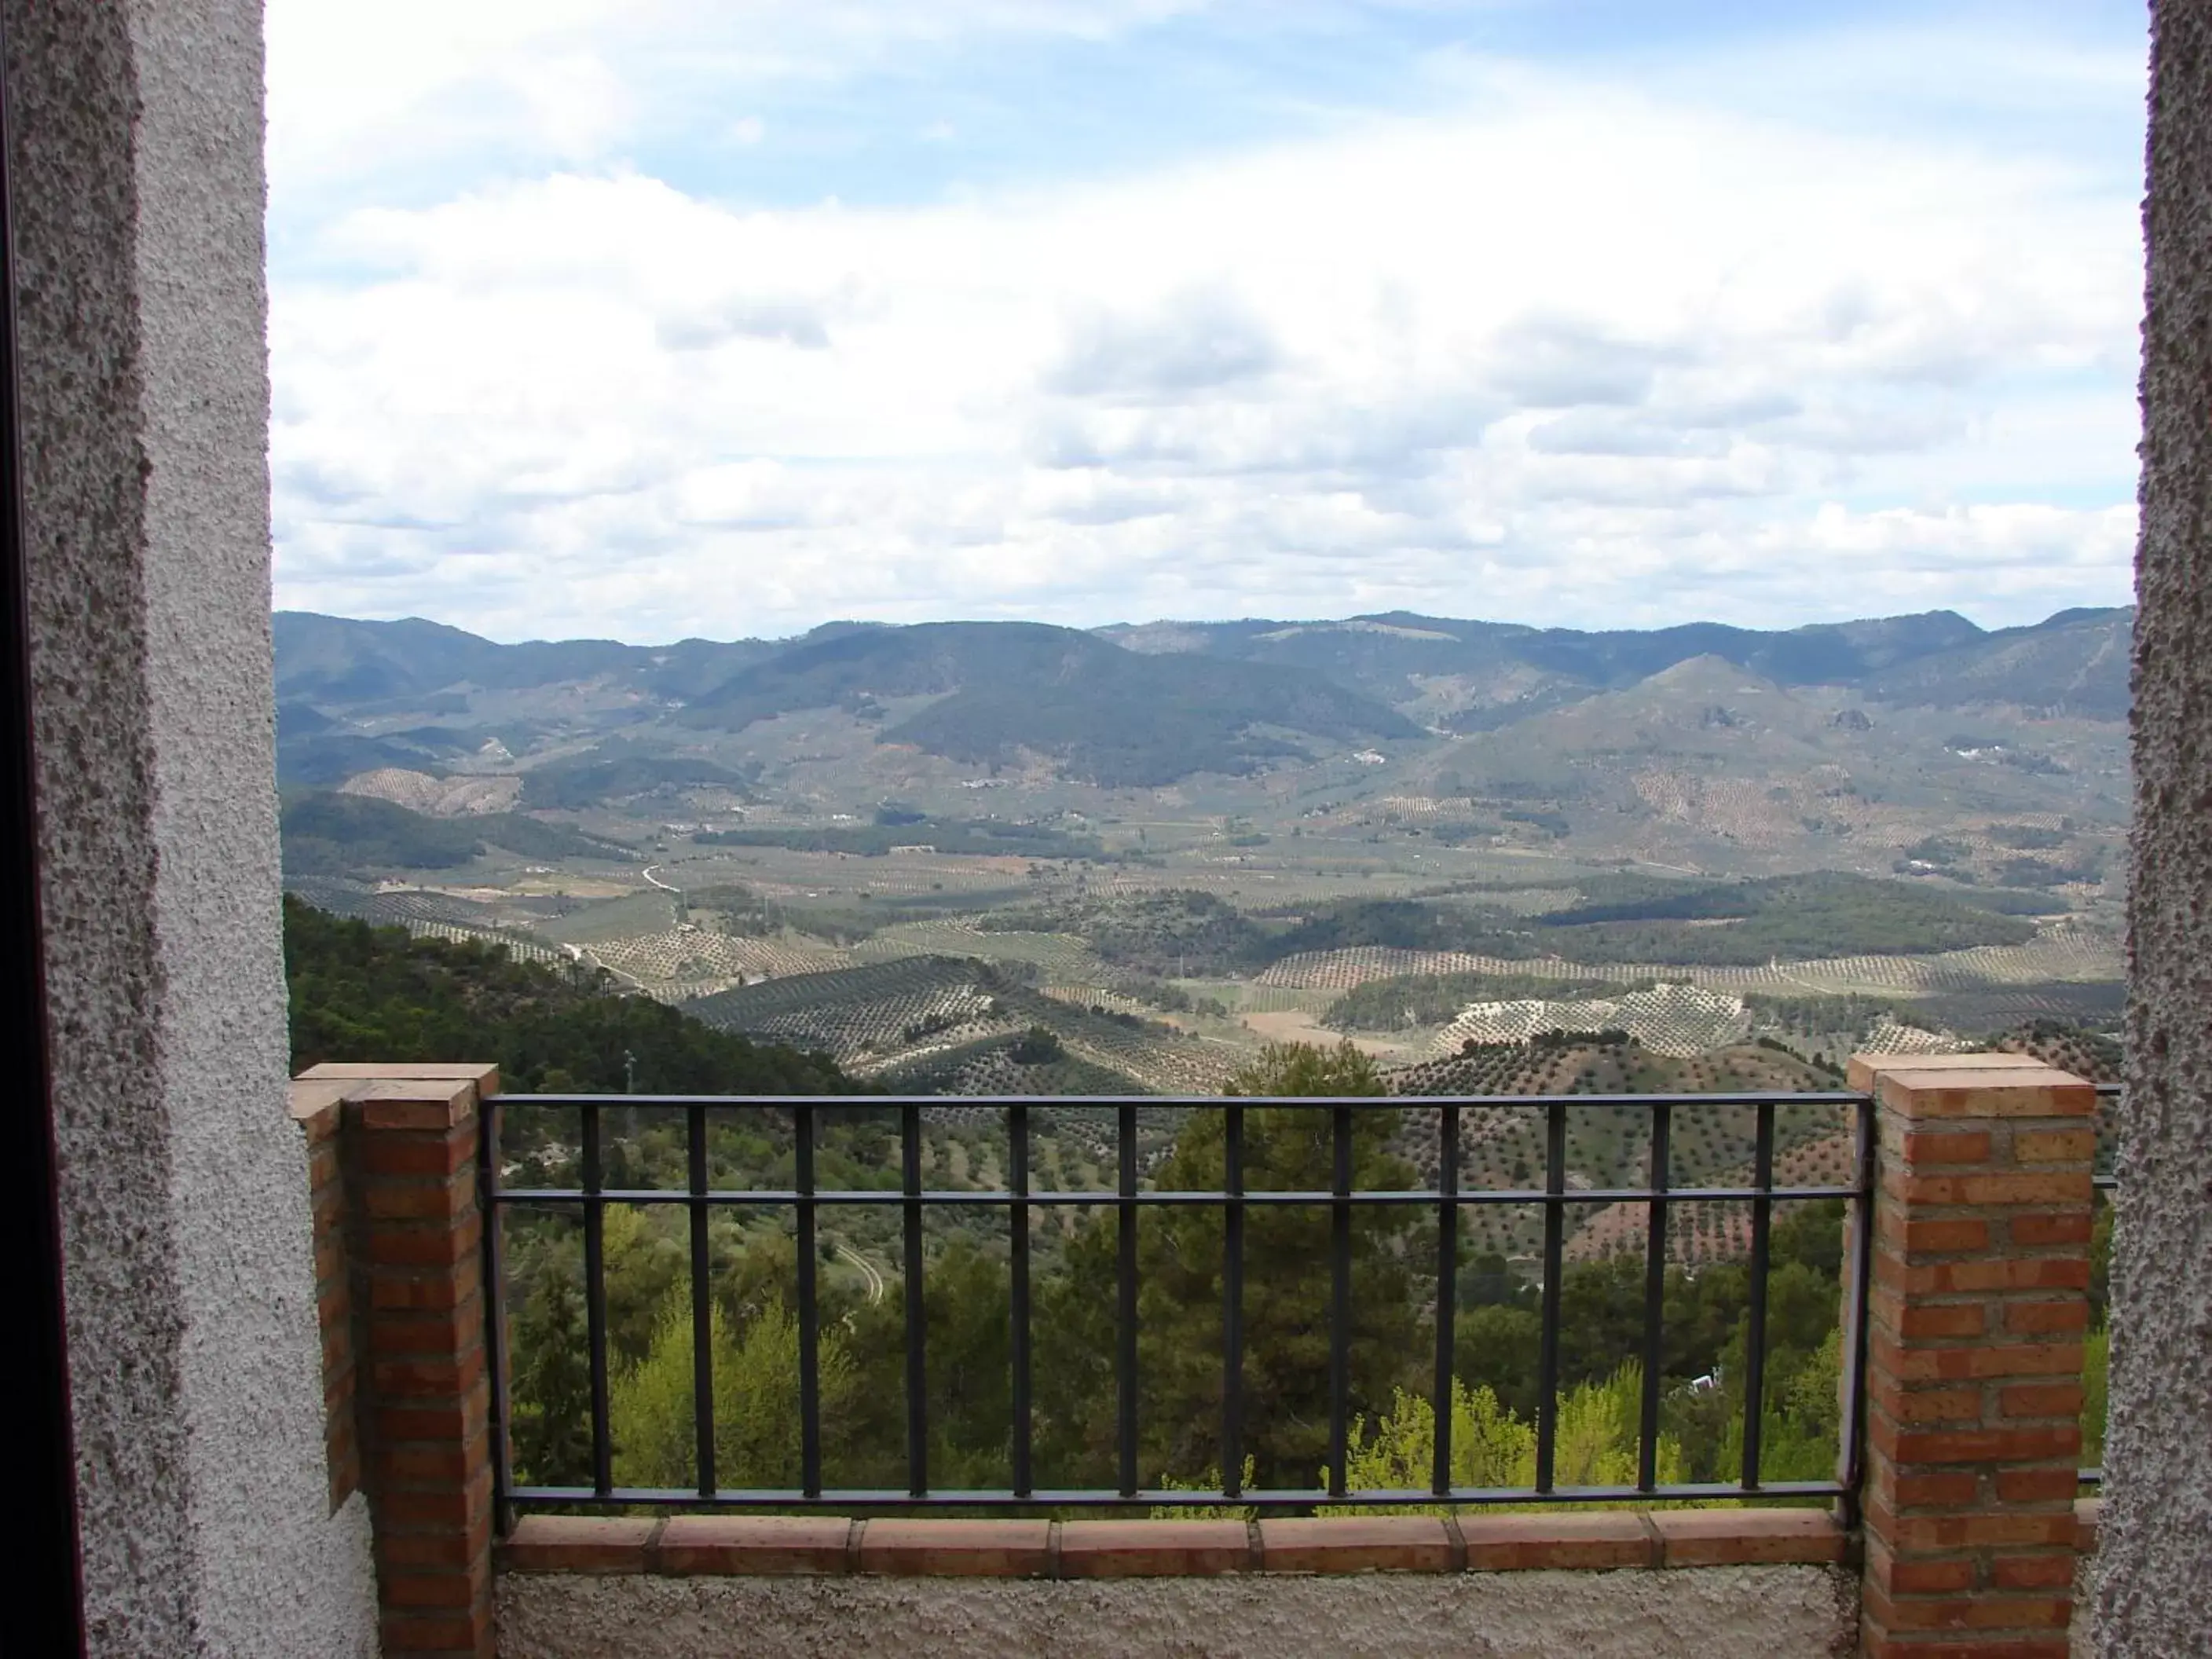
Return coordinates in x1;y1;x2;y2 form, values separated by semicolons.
284;895;859;1097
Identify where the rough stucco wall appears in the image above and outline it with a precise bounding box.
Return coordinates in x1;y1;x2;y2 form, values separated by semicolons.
126;1;379;1651
5;0;377;1651
498;1569;1858;1659
2106;2;2212;1654
5;2;188;1647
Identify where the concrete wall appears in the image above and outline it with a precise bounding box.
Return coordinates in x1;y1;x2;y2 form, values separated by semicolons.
2106;3;2212;1654
499;1569;1857;1659
5;2;378;1653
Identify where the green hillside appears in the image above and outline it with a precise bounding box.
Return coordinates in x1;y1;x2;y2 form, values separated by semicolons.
284;896;858;1097
280;791;633;875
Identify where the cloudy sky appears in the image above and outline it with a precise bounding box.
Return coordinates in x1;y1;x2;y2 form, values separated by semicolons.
266;0;2150;645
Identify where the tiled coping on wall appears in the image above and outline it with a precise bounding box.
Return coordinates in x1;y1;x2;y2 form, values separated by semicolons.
499;1509;1859;1580
502;1502;2104;1583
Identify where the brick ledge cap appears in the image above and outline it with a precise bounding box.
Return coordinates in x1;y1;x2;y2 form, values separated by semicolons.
494;1509;1848;1579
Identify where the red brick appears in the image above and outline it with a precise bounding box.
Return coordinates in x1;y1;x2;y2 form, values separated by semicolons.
379;1526;491;1572
1862;1642;2068;1659
369;1270;474;1312
368;1303;483;1357
1885;1425;2081;1466
355;1079;478;1131
375;1376;489;1443
1888;1171;2094;1208
360;1129;476;1178
2004;1301;2088;1336
1870;1072;2097;1119
1901;1302;1989;1340
379;1605;493;1657
370;1346;487;1400
1871;1382;1982;1426
303;1060;500;1088
500;1516;655;1574
1999;1380;2079;1424
376;1434;487;1485
380;1559;489;1610
1262;1516;1456;1573
1650;1508;1844;1567
1903;1131;1993;1166
1877;1557;1976;1595
1993;1467;2085;1503
1892;1470;1981;1509
654;1515;851;1575
1990;1554;2077;1590
2010;1211;2093;1247
1892;1595;2071;1632
856;1520;1050;1577
376;1467;493;1530
365;1211;482;1266
1457;1511;1652;1572
2012;1130;2095;1164
364;1167;478;1222
1058;1520;1251;1577
292;1090;346;1144
1877;1252;2090;1297
1885;1217;1992;1256
1873;1339;2084;1386
1882;1511;2078;1551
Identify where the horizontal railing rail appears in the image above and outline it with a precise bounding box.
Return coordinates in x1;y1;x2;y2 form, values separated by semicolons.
479;1090;1875;1521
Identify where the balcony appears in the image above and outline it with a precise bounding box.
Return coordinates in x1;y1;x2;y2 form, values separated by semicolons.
291;1053;2106;1657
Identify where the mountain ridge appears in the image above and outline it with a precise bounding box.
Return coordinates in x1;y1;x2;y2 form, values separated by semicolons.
273;604;2130;790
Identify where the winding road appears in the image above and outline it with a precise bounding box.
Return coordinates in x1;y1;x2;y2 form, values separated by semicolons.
837;1243;886;1305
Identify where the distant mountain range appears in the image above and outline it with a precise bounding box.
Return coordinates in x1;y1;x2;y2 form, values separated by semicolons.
1099;606;2130;728
272;605;2131;791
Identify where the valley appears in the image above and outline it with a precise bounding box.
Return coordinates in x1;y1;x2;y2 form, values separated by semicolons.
275;602;2129;1100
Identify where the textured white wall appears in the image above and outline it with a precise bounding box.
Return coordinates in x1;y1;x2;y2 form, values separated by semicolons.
2106;3;2212;1653
500;1567;1858;1659
5;0;377;1650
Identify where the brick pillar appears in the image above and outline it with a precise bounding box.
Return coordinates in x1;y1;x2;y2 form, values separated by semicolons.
294;1064;502;1659
291;1079;362;1514
1848;1053;2095;1658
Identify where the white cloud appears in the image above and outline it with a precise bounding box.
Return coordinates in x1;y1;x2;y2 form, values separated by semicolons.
268;13;2144;642
266;0;1218;196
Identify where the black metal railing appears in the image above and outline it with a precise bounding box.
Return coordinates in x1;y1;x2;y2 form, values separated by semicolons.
2092;1082;2122;1192
479;1090;1875;1519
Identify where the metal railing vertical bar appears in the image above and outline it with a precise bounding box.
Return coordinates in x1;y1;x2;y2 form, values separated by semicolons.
580;1102;613;1498
1430;1104;1459;1498
1222;1102;1245;1500
1009;1103;1033;1499
1535;1101;1566;1493
1328;1104;1352;1500
1117;1101;1139;1499
1738;1101;1774;1491
478;1087;1875;1516
687;1103;716;1497
1837;1093;1878;1525
479;1090;515;1536
901;1102;927;1498
1638;1101;1672;1492
795;1103;822;1499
